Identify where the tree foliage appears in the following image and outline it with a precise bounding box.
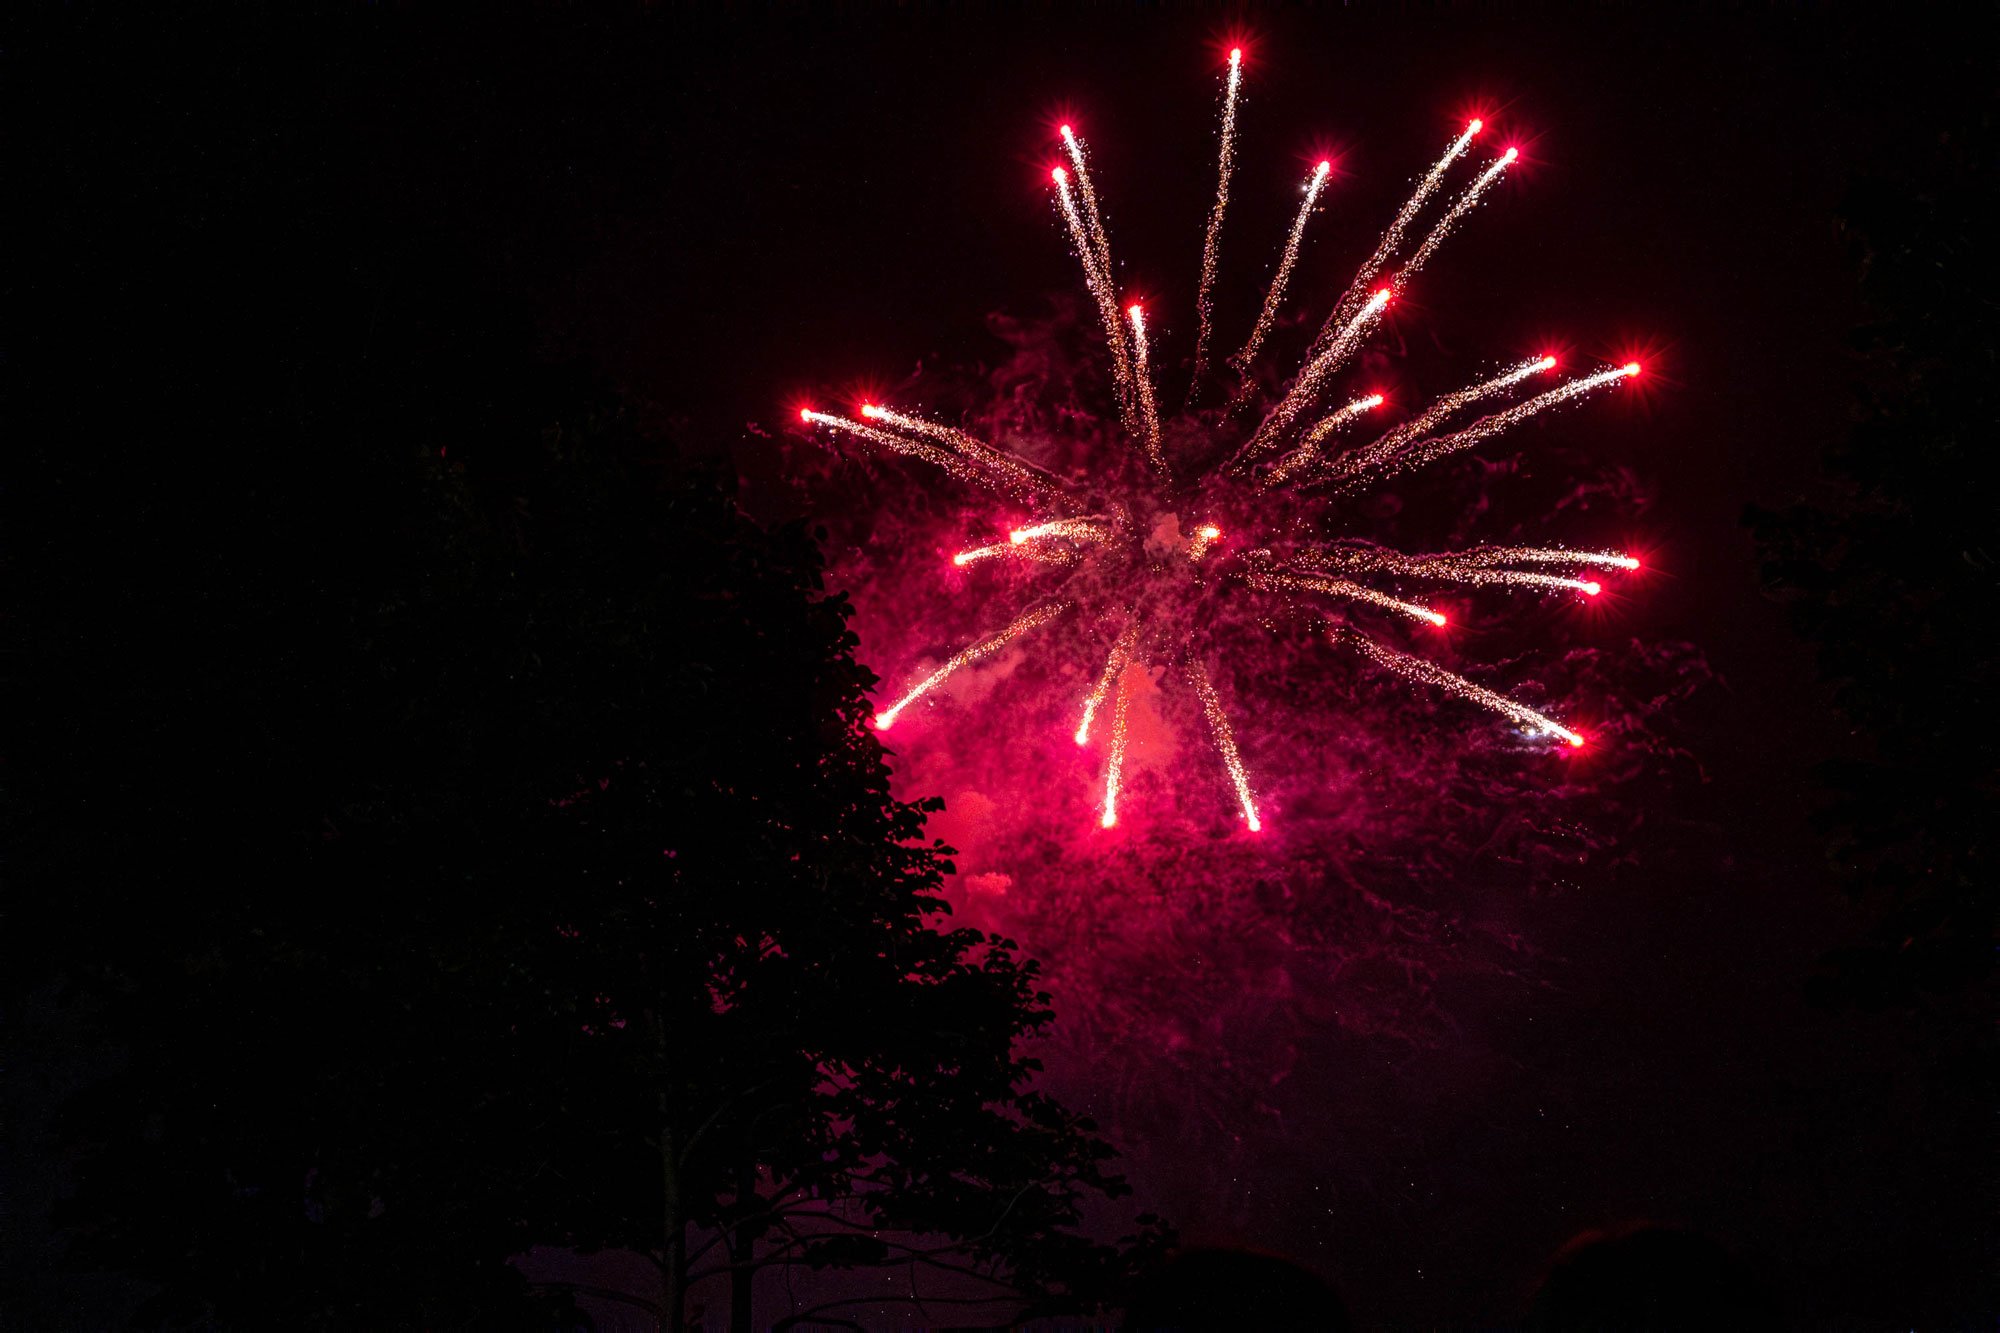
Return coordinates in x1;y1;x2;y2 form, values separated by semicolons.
18;242;1161;1327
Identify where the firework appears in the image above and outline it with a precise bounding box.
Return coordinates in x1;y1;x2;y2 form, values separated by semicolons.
1099;662;1135;828
1188;658;1261;832
1264;393;1385;486
1323;363;1639;490
1393;148;1519;290
1292;546;1627;599
1010;517;1115;546
952;541;1076;569
1127;304;1167;473
1445;546;1641;571
860;402;1075;506
804;407;1072;504
1309;118;1482;358
1077;620;1142;745
1052;161;1136;425
1190;47;1245;395
874;601;1072;731
1318;357;1556;485
1339;628;1585;747
1059;125;1114;284
1233;159;1333;377
801;409;966;476
1246;569;1449;628
1239;289;1393;461
800;55;1646;828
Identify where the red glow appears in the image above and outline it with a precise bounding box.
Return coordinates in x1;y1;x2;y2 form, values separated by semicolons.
860;402;878;418
1582;581;1603;597
1317;159;1332;174
872;714;892;731
799;407;814;423
1230;47;1242;62
1128;303;1144;317
1568;734;1586;748
1052;166;1067;185
1469;118;1484;134
1246;814;1263;833
1060;123;1072;137
1622;361;1642;376
1502;146;1520;163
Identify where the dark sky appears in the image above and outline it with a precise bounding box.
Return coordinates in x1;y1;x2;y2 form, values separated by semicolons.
18;6;1991;1327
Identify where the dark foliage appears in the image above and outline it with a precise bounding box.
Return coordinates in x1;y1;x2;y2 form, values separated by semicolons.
9;142;1159;1326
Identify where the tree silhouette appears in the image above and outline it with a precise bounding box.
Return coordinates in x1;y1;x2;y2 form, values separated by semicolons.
21;230;1162;1326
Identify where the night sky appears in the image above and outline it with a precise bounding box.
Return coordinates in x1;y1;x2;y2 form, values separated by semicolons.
14;6;1993;1328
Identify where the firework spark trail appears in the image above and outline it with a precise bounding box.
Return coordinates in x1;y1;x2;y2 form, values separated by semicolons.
952;541;1077;568
1248;569;1449;627
1263;392;1385;487
1392;148;1519;289
1188;657;1262;831
1077;620;1143;745
1127;304;1168;473
859;403;1075;506
1009;517;1115;546
1099;657;1136;827
801;410;984;483
1292;547;1608;597
1446;546;1640;570
1238;288;1392;464
1232;159;1333;377
1324;357;1557;483
874;600;1072;731
1060;125;1115;288
1186;523;1223;562
1324;363;1640;490
1337;627;1585;746
1190;47;1245;396
1053;163;1137;428
1310;118;1482;357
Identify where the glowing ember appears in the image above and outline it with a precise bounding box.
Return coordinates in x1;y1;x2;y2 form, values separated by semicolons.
798;50;1646;828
